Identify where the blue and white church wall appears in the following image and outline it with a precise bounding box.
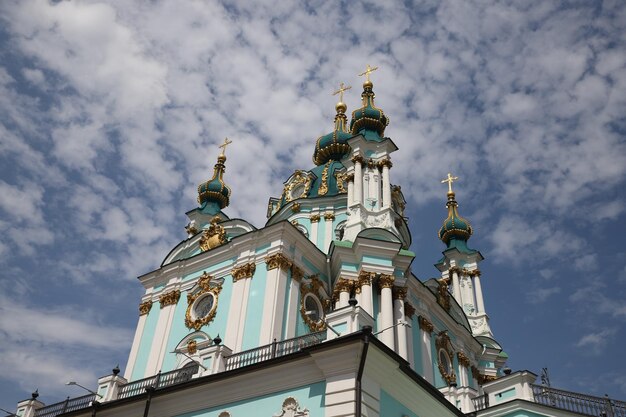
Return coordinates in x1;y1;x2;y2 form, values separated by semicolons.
124;220;330;382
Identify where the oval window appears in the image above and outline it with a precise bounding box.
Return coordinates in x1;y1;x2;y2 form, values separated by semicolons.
193;294;215;320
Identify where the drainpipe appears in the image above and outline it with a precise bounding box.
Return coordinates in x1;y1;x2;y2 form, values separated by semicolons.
143;387;155;417
355;326;372;417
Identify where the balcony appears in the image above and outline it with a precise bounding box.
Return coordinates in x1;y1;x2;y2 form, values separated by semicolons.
471;383;626;416
30;331;327;417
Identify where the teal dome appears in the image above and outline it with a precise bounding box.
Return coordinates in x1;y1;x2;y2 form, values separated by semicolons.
350;80;389;138
439;192;473;246
197;153;231;209
313;102;353;165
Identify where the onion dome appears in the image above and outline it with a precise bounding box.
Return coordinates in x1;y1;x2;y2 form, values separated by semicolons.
350;75;389;139
313;95;353;166
438;190;473;246
197;140;232;211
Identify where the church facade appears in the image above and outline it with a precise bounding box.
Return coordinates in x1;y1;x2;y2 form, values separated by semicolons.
14;68;625;417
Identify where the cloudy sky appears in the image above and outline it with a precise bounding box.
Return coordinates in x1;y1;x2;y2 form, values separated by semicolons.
1;0;625;410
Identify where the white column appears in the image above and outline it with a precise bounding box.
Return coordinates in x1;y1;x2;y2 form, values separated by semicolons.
324;213;333;249
359;273;373;317
284;277;301;339
368;171;377;205
461;275;476;312
259;265;289;345
354;157;363;204
379;275;395;350
310;215;319;245
474;274;486;313
393;289;407;360
235;277;252;350
124;309;148;379
225;276;248;350
452;271;461;303
382;164;391;208
153;299;178;374
421;324;434;383
347;175;354;206
335;278;352;308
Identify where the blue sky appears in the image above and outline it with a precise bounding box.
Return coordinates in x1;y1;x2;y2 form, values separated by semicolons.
1;0;625;410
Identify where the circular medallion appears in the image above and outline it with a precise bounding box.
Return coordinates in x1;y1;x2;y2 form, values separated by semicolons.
193;294;215;320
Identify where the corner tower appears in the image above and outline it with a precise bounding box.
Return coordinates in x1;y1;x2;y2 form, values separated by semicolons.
435;173;493;338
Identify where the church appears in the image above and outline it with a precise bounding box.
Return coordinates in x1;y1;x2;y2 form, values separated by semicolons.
13;66;625;417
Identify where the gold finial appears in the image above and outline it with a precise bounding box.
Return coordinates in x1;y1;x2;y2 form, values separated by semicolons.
358;64;379;83
333;82;352;103
441;172;459;194
218;137;233;157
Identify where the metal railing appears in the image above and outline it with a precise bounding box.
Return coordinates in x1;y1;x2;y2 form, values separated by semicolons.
531;384;626;417
34;394;96;417
224;331;326;371
117;362;200;399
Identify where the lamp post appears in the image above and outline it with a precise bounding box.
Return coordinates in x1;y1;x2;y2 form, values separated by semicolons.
65;382;103;398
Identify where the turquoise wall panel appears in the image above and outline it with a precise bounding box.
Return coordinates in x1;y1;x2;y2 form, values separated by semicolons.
495;387;517;402
362;255;393;267
242;267;267;350
176;381;325;417
372;291;380;332
316;220;326;251
432;336;445;388
281;272;293;340
380;389;419;417
130;302;161;381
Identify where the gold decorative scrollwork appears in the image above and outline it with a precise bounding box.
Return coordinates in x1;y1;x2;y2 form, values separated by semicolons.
266;253;293;270
457;351;471;368
300;279;328;332
232;262;256;282
185;223;198;236
324;212;335;221
471;366;497;384
378;274;395;289
159;290;181;308
335;171;348;194
351;154;364;165
139;300;153;316
187;339;197;355
310;214;321;223
291;202;301;213
291;264;305;282
392;286;407;300
436;331;457;386
404;301;416;318
318;161;331;196
284;170;313;202
377;158;393;169
185;283;222;331
418;316;434;334
199;217;228;252
437;276;451;312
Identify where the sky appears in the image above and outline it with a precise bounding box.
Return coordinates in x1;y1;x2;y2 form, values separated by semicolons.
0;0;625;410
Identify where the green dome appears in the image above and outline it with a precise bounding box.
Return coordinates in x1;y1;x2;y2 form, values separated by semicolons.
350;80;389;138
197;153;231;209
313;102;353;165
439;192;473;246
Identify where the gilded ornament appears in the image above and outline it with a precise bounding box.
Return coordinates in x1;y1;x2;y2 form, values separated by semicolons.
300;290;327;332
441;172;459;194
457;351;471;368
291;264;305;282
139;300;153;316
436;276;451;312
358;64;379;83
332;277;353;300
351;155;364;165
185;223;198;236
284;171;312;202
436;331;457;386
266;253;292;270
346;173;354;182
377;158;393;169
318;161;331;196
324;212;335;221
199;217;228;252
309;275;325;292
378;274;395;289
335;171;348;194
159;290;181;308
187;339;197;355
291;203;301;213
367;158;375;169
404;302;416;318
418;316;434;334
392;286;407;300
232;262;256;282
358;270;374;287
310;214;321;223
185;284;222;331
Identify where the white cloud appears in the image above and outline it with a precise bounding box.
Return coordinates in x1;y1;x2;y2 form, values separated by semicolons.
527;286;561;304
576;328;617;356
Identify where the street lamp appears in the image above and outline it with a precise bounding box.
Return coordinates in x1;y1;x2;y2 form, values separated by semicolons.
65;382;103;398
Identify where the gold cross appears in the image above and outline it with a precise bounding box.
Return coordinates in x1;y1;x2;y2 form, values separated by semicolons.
441;172;459;193
358;64;379;82
218;137;233;156
332;82;352;102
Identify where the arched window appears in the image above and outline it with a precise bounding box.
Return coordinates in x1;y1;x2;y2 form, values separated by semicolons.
334;221;346;240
